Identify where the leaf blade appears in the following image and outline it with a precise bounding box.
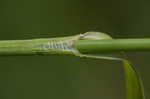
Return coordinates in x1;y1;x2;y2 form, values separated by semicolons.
123;60;145;99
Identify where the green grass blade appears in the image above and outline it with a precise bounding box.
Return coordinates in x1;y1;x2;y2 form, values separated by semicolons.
123;60;145;99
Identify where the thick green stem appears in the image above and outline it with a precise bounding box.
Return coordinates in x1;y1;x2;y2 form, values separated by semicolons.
0;39;54;55
0;38;149;55
75;38;150;54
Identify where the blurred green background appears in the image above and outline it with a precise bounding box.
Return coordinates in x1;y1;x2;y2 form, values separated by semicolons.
0;0;149;99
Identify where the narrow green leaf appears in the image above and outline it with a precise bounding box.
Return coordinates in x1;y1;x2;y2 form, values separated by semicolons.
123;60;145;99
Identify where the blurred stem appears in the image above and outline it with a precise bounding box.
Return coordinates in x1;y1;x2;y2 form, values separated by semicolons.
75;38;150;54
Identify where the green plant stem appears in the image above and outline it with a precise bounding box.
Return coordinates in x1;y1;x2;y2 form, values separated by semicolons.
76;38;150;54
0;36;145;99
0;38;149;55
0;39;53;55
